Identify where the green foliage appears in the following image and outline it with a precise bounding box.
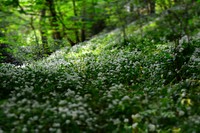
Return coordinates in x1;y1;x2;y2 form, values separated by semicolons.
0;0;162;61
0;28;200;133
0;1;200;132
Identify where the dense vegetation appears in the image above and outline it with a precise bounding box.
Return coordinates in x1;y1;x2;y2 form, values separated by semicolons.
0;0;200;132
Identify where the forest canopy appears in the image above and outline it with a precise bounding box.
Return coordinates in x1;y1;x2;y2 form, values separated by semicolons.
1;0;190;62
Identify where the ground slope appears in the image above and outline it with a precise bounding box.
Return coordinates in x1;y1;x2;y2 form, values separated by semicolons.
0;6;200;132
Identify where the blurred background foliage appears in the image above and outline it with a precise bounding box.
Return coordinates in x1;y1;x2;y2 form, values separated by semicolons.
0;0;199;63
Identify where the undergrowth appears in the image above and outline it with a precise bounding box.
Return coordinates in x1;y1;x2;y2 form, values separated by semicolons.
0;2;200;132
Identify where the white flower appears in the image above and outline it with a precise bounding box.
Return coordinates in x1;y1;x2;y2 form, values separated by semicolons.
122;96;130;101
65;120;70;124
124;118;129;123
168;71;172;75
0;128;4;133
22;127;28;132
112;100;118;105
131;114;141;121
72;112;78;119
34;129;39;133
178;110;185;116
56;129;62;133
113;118;121;125
132;123;138;129
108;104;113;109
49;128;55;132
53;123;60;127
33;116;38;120
58;100;66;105
62;114;66;118
79;115;85;119
148;124;156;132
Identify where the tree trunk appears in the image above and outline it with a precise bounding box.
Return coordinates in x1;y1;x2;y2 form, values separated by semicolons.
149;0;156;14
81;26;86;42
81;0;87;42
72;0;80;43
39;7;48;54
174;0;178;4
46;0;62;41
30;16;41;58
